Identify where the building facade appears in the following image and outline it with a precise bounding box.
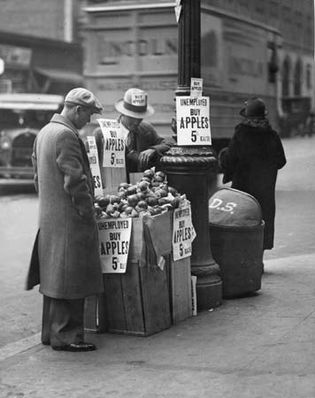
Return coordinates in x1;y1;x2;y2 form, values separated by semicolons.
0;0;82;95
81;0;315;140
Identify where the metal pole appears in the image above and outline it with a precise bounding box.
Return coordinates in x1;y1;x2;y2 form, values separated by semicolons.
161;0;222;310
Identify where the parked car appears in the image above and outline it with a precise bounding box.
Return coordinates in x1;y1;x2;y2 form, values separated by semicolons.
0;93;63;179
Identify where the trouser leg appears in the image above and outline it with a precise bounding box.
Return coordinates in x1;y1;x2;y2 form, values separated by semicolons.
41;295;52;345
43;297;85;349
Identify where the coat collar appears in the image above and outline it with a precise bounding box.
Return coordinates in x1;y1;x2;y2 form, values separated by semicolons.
50;113;79;137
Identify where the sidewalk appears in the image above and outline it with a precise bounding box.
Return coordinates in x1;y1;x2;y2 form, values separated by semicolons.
1;253;315;398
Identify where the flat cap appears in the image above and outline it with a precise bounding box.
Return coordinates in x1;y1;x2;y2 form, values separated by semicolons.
65;87;103;114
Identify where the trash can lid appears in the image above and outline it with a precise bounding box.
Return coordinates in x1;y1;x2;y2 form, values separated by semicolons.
209;188;262;227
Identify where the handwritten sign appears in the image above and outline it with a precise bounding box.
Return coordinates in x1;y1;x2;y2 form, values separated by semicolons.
98;218;132;273
190;77;203;97
97;119;125;168
209;198;237;214
86;136;103;196
172;202;196;261
130;92;147;107
176;96;212;146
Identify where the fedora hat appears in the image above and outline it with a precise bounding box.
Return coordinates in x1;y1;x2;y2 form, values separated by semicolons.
115;88;154;119
65;87;103;114
240;97;268;118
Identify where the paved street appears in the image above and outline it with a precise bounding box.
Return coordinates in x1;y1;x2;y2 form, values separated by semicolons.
0;135;314;397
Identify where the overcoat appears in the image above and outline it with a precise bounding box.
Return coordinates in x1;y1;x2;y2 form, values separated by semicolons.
27;114;104;299
122;120;174;173
221;119;286;249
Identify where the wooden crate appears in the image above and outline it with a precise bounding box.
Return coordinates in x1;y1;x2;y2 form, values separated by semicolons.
84;213;192;335
168;255;192;324
102;216;171;336
84;294;107;333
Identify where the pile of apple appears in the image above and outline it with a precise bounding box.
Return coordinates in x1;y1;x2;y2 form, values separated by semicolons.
94;168;185;219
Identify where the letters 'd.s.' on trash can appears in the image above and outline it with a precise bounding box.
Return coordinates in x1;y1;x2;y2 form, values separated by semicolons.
208;188;264;299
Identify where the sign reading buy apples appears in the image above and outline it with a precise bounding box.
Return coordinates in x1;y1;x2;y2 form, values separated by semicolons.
98;217;132;273
172;201;196;261
98;118;126;168
86;135;103;197
176;96;212;146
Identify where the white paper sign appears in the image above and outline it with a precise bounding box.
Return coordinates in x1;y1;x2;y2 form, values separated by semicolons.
172;202;196;261
176;96;212;146
98;218;132;273
131;92;147;107
190;77;203;97
86;136;103;196
97;119;126;168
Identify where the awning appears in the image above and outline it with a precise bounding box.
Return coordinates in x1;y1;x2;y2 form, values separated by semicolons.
34;67;83;84
0;93;64;110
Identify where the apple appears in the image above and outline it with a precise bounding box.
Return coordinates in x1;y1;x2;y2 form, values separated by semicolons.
109;194;120;204
146;196;158;206
138;180;150;191
168;186;178;196
127;185;138;195
131;208;139;218
119;182;130;189
97;196;110;209
155;171;166;179
127;194;139;207
143;168;155;179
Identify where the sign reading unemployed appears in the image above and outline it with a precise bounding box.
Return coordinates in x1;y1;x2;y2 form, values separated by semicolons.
176;96;211;146
172;202;196;261
98;119;126;168
86;136;103;196
98;218;132;273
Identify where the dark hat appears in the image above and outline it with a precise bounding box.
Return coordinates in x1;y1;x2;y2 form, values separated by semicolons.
65;87;103;114
240;97;268;118
115;88;154;119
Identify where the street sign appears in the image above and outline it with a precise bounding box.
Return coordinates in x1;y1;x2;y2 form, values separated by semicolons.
176;96;212;146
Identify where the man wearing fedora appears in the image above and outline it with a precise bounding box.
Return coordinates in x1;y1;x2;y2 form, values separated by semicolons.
114;88;174;176
220;97;286;261
27;87;104;352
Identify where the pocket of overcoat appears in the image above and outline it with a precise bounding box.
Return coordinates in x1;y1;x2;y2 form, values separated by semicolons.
25;229;40;290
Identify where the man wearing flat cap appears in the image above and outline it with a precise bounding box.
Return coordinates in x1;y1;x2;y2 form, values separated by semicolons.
27;87;104;352
115;88;174;177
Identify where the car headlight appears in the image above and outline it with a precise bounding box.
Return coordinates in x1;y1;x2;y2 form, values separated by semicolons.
0;135;11;150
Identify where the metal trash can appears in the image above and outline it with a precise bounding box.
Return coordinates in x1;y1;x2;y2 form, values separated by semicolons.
208;188;264;298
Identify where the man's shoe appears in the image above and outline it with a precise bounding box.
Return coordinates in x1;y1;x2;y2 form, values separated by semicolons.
52;342;96;352
41;340;50;346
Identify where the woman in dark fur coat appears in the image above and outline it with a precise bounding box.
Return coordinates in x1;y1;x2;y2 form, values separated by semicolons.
220;97;287;252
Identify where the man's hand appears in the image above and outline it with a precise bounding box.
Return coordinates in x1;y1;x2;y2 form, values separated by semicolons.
138;148;156;169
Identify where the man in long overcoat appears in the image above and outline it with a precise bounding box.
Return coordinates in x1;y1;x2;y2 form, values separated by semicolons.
27;88;104;352
220;97;286;253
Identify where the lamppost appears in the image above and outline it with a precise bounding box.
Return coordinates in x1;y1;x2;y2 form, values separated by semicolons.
160;0;222;310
